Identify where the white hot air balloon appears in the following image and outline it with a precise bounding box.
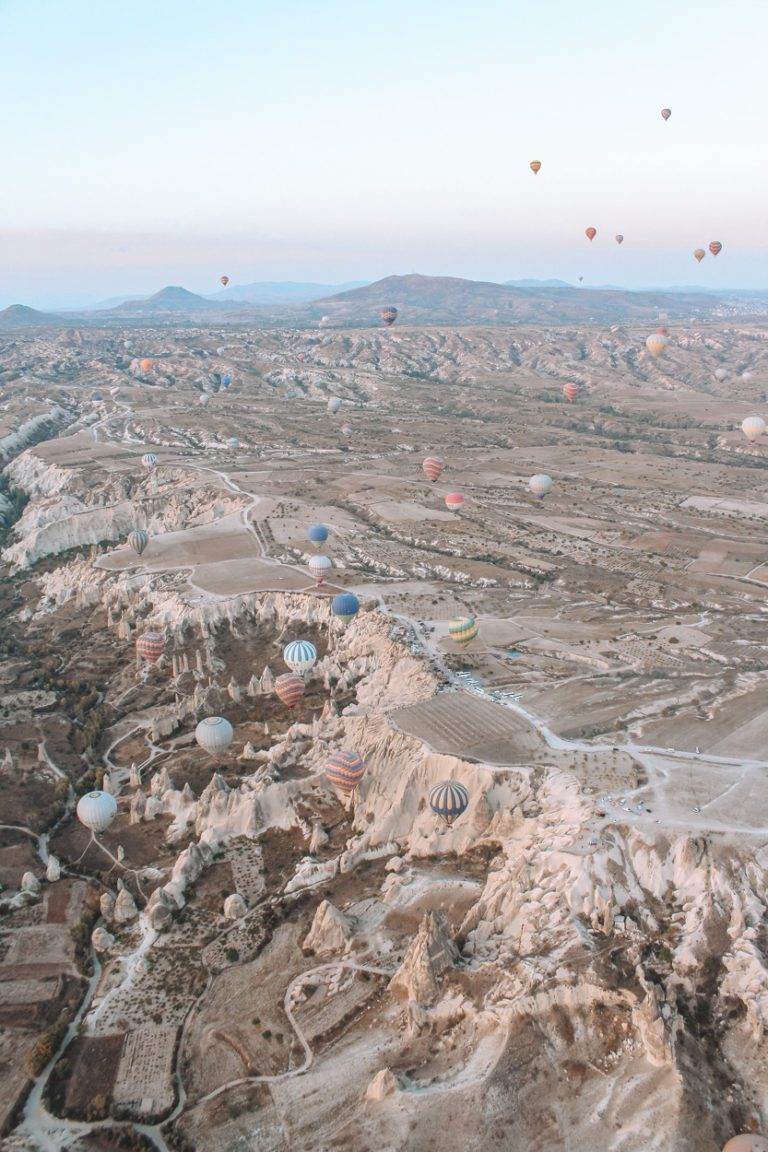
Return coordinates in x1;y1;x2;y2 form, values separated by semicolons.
327;397;342;415
714;368;728;382
283;639;318;675
742;416;766;443
77;790;118;834
308;554;332;585
528;474;553;499
195;716;234;756
141;453;158;470
742;371;754;381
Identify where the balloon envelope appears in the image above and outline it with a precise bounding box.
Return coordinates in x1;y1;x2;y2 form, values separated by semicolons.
661;107;671;120
275;672;306;708
563;383;580;402
615;234;624;244
324;750;366;794
128;529;148;556
645;333;668;358
709;240;722;256
77;790;118;834
220;275;229;286
380;307;398;326
308;554;332;584
742;416;766;442
423;456;445;482
529;160;541;174
136;631;165;664
327;397;342;415
449;616;479;646
585;227;597;241
141;453;158;470
283;640;317;675
139;358;153;374
722;1139;768;1152
331;592;360;622
429;780;469;825
694;248;706;263
529;474;553;498
445;493;465;511
195;716;234;756
308;523;329;544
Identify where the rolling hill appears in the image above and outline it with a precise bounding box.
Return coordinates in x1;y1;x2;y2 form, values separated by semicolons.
104;286;232;316
0;304;64;329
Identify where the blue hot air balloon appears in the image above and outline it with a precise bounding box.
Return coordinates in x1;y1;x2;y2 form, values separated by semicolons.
331;592;360;624
308;524;329;545
429;780;470;826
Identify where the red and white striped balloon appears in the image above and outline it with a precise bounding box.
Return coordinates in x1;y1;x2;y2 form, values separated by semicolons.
563;383;580;403
445;493;465;512
275;673;306;708
136;631;165;664
422;456;445;483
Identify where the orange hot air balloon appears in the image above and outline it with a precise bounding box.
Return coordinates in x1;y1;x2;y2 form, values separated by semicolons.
563;382;580;402
709;241;722;256
585;227;597;242
661;107;671;121
445;492;465;511
274;673;306;708
220;275;230;287
529;160;541;175
139;358;153;374
694;248;706;263
615;234;624;245
422;456;445;483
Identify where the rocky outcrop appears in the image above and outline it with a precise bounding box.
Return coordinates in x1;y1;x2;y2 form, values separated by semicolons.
389;911;458;1007
302;899;353;956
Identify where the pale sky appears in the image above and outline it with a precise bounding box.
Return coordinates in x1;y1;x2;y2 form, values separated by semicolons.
1;0;765;307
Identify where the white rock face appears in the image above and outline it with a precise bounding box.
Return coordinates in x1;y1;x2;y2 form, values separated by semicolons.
100;891;116;920
21;871;40;895
365;1068;399;1101
223;893;247;920
45;856;61;882
91;927;115;953
389;910;458;1007
114;886;138;923
303;899;353;956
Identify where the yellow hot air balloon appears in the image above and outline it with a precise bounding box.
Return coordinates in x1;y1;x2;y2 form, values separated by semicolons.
693;248;706;263
530;160;541;175
645;333;668;358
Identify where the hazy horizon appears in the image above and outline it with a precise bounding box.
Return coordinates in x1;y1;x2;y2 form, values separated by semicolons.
1;0;766;308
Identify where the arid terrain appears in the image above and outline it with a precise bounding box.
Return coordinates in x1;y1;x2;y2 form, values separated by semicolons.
1;306;768;1151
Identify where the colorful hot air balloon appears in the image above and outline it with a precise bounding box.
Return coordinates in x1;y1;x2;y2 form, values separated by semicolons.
528;474;553;499
423;456;445;482
694;248;706;263
331;592;360;624
283;640;317;676
324;750;366;795
661;107;671;121
529;160;541;175
141;453;158;470
136;631;165;664
445;493;465;512
128;529;148;556
429;780;469;826
77;790;118;834
742;416;766;442
563;382;580;402
327;397;342;415
380;307;398;326
308;523;329;546
220;275;230;287
139;358;154;375
308;554;332;585
615;234;624;245
709;240;722;256
195;716;233;756
449;616;479;647
645;333;668;358
275;672;306;708
585;227;597;242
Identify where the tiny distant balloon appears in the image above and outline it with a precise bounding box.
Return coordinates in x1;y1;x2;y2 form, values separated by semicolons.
128;529;148;556
615;234;624;245
136;630;165;664
429;780;469;826
529;160;541;175
324;750;366;795
694;248;706;263
331;592;360;624
529;474;553;499
661;107;671;121
283;639;317;676
742;416;765;442
563;382;580;402
308;523;329;545
423;456;445;482
709;240;722;256
199;394;210;407
380;307;398;326
139;358;153;375
141;452;158;470
275;672;306;709
449;616;479;647
722;1137;768;1152
445;492;465;512
220;275;229;287
714;368;728;382
340;423;353;437
578;275;584;283
645;333;668;358
585;227;597;242
327;397;342;415
308;554;332;585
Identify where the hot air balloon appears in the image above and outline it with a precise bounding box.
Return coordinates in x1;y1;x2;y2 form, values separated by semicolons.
645;333;668;358
199;394;210;407
221;374;232;389
195;716;234;756
714;368;728;381
136;631;165;664
742;371;754;381
141;453;158;470
275;672;306;708
563;382;580;402
227;436;240;450
77;790;118;834
578;275;584;283
220;275;230;287
308;523;329;546
528;474;553;499
423;456;445;482
380;307;398;326
529;160;541;175
331;592;359;624
722;1139;768;1152
657;326;668;335
283;640;317;676
429;780;469;826
694;248;706;263
709;240;722;256
445;493;465;512
308;554;332;585
742;416;766;442
449;616;479;646
327;397;342;415
585;227;597;242
615;234;624;245
128;529;148;556
661;107;671;121
324;750;366;795
139;358;154;376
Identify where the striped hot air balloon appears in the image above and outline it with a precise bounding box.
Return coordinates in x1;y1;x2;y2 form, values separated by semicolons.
529;160;541;174
324;750;367;795
380;307;398;326
136;631;165;664
563;383;580;403
283;640;317;676
528;474;553;499
445;493;465;512
331;592;359;624
195;716;234;756
585;227;597;242
709;240;722;256
141;453;158;470
449;616;479;647
308;554;332;585
423;456;445;483
127;529;148;555
308;523;329;546
429;780;469;826
275;672;306;708
661;107;671;121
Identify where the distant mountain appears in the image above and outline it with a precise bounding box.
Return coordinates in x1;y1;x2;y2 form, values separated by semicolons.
211;280;368;304
0;304;63;329
104;286;231;316
309;273;717;326
505;278;572;288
